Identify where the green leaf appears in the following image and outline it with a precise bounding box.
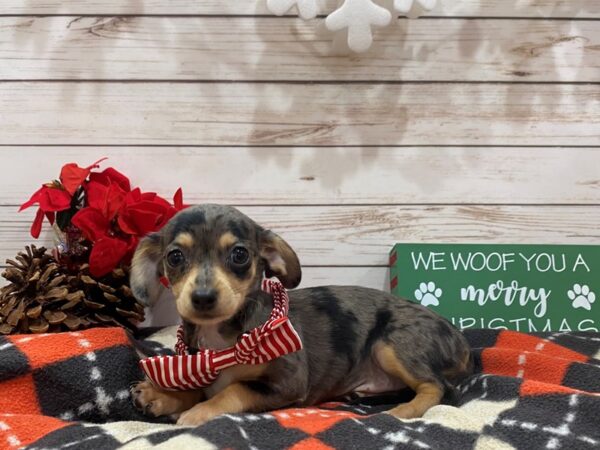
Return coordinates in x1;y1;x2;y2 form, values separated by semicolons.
56;209;76;230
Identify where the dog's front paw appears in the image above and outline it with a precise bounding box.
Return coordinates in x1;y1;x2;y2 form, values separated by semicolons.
386;402;419;419
131;381;191;418
176;404;221;427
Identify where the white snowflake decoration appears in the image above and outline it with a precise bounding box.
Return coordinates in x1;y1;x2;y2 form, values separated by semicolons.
265;0;438;52
326;0;391;53
266;0;319;19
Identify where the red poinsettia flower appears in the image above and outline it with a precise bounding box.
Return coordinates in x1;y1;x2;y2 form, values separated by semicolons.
71;205;132;277
117;188;180;237
20;184;72;213
30;209;50;240
71;207;109;242
88;236;131;277
72;187;186;276
21;158;109;239
60;157;107;195
85;166;131;221
173;188;185;210
22;157;187;276
85;180;127;222
20;184;73;238
89;167;131;192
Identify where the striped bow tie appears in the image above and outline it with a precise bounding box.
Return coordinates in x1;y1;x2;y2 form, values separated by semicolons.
139;278;303;391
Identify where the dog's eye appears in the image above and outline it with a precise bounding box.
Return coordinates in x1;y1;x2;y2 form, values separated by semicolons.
230;246;250;267
166;249;185;268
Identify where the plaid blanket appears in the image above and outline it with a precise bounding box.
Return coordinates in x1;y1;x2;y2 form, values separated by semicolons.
0;326;598;449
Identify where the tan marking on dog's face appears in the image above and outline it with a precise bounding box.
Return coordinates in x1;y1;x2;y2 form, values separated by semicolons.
174;264;257;325
174;232;195;249
374;343;443;419
209;264;257;321
173;266;200;322
218;232;238;251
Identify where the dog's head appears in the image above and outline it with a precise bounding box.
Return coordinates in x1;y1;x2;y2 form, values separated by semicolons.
130;204;301;325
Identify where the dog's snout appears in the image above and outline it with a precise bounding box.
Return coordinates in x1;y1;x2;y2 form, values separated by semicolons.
191;288;217;310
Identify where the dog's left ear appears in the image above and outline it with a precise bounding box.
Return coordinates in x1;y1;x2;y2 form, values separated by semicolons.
130;232;165;306
260;230;302;289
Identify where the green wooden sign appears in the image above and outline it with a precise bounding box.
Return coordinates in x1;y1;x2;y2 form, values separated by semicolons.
389;244;599;332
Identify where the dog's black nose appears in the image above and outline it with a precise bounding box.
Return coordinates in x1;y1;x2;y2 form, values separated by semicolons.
191;289;217;310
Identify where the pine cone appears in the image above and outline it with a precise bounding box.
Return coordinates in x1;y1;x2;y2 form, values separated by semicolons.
69;263;145;331
0;245;145;335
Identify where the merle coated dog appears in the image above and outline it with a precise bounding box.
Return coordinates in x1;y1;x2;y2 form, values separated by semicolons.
130;204;472;426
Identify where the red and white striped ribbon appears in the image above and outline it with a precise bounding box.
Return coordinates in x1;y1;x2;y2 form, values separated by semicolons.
139;279;302;391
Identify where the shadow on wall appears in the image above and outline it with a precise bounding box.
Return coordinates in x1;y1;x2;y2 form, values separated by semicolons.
3;1;597;183
4;0;596;147
247;0;404;188
451;0;600;17
15;0;600;15
242;0;596;180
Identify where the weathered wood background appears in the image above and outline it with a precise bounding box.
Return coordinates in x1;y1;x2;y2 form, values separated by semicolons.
1;1;599;324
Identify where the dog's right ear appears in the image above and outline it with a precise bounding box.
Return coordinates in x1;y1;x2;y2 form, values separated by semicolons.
130;232;165;306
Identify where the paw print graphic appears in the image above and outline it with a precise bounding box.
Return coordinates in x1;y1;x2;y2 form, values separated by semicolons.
568;284;596;311
415;282;442;307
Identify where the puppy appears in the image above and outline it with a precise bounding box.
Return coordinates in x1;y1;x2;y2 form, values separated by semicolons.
130;204;472;426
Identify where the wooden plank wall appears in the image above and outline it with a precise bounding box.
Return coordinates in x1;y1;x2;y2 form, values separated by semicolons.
1;1;599;323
